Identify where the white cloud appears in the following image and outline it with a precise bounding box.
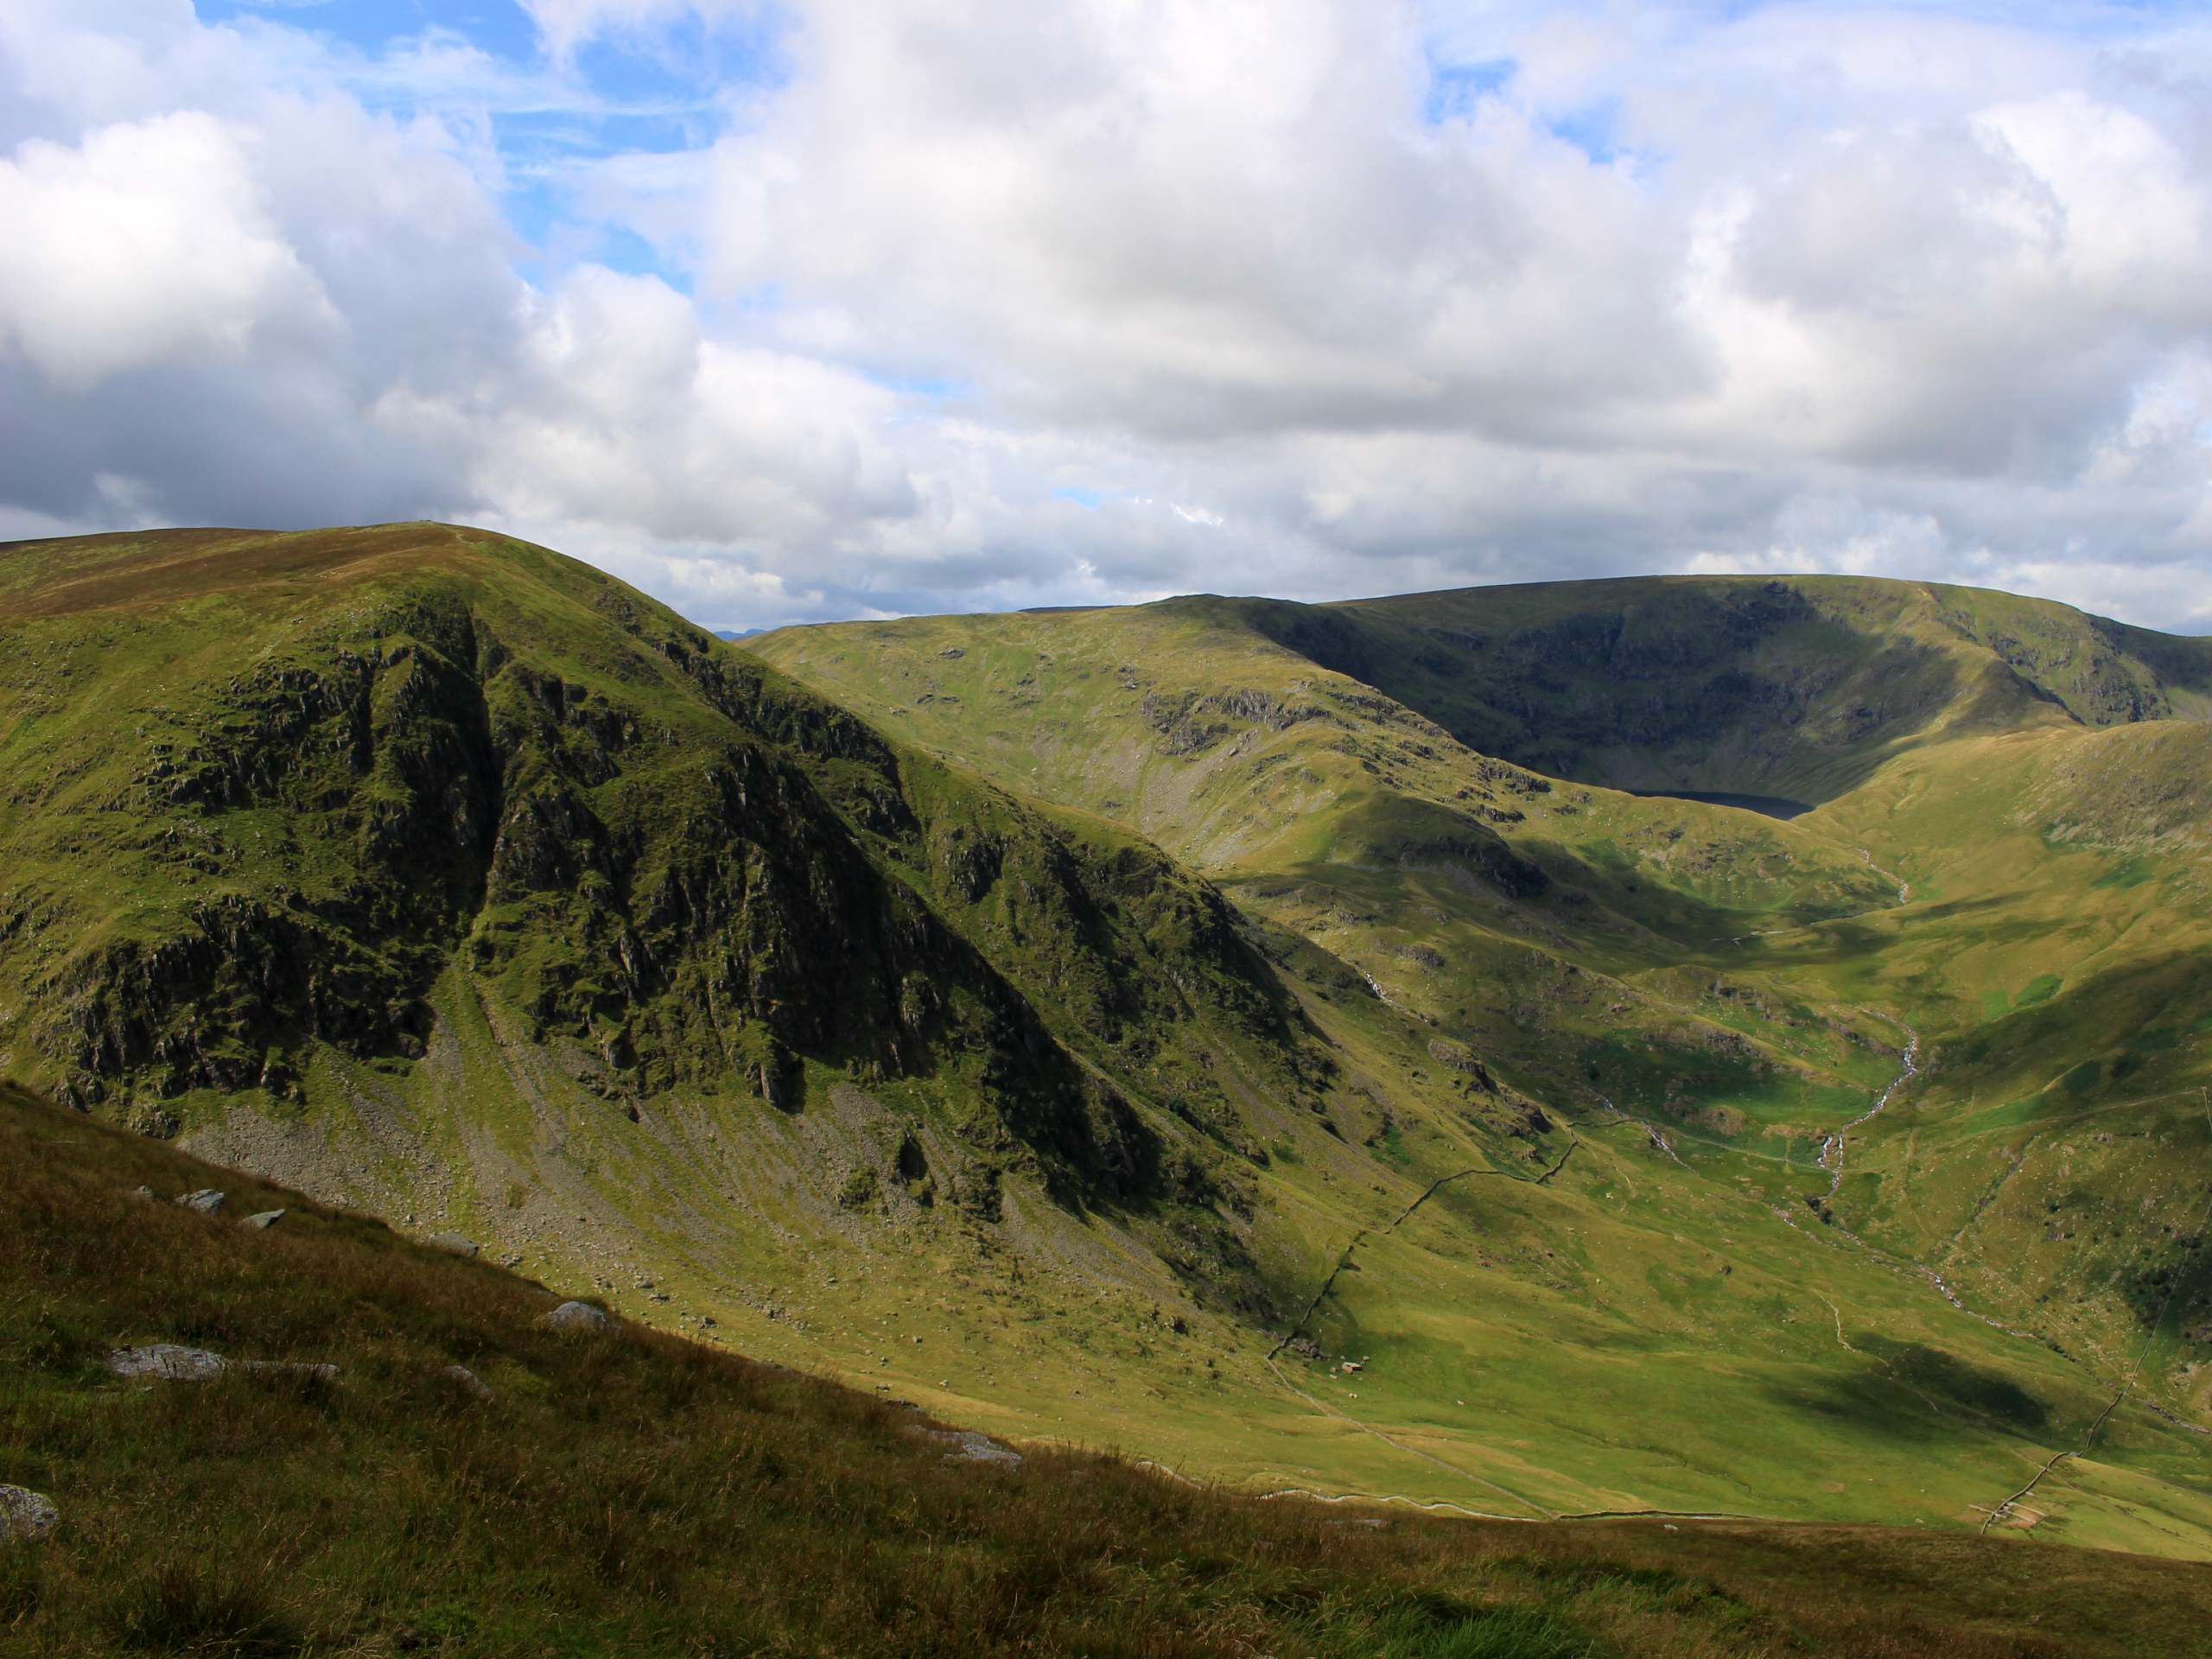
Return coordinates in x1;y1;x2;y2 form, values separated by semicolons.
414;264;921;545
0;112;334;390
0;0;2207;632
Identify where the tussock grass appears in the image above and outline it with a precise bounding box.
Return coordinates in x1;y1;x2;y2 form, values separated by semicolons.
6;1090;2212;1657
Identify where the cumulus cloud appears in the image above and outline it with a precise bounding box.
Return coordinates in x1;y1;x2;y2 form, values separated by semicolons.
0;112;334;391
0;0;2208;631
413;264;920;545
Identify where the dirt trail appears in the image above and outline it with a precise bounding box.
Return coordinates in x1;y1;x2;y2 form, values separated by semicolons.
1595;1094;1688;1167
1130;1455;1535;1522
1797;1026;2048;1342
1245;1121;1607;1518
1814;1290;1856;1354
1597;1020;2075;1365
1255;1051;2212;1535
1261;1353;1556;1518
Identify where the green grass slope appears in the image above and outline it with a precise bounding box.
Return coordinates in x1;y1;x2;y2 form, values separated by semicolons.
8;529;2211;1565
752;573;2212;1554
13;1085;2212;1659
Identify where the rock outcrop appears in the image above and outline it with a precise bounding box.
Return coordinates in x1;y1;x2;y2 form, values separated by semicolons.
106;1344;227;1381
0;1486;58;1541
440;1363;493;1400
900;1422;1023;1469
105;1344;336;1382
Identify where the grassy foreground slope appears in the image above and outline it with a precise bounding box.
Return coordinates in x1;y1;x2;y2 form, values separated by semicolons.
12;1085;2212;1659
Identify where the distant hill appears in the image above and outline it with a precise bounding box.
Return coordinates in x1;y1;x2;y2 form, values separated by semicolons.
1271;575;2212;802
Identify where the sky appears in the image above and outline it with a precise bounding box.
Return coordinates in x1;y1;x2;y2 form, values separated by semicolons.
2;2;2209;631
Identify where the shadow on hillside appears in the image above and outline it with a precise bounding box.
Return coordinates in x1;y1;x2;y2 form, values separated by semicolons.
1230;587;1973;810
1765;1339;2050;1442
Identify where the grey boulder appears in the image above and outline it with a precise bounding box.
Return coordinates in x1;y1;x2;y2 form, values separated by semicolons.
106;1344;227;1381
427;1234;479;1258
0;1486;58;1541
439;1364;493;1401
176;1190;226;1217
900;1423;1022;1469
537;1300;617;1335
105;1345;336;1383
244;1210;287;1230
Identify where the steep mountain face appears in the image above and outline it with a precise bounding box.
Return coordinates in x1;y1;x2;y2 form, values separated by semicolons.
11;529;2212;1559
745;587;1912;1130
0;526;1340;1296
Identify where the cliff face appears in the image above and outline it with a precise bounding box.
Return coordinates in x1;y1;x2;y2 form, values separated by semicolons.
0;524;1315;1213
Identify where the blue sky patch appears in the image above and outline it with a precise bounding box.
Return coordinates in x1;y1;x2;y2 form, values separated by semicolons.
195;0;783;296
1424;56;1516;124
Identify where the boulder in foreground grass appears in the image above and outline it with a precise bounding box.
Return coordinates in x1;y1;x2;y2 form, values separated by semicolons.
902;1423;1022;1468
0;1485;57;1541
176;1190;226;1217
427;1233;478;1258
244;1210;286;1230
105;1345;336;1383
537;1300;616;1335
440;1364;493;1400
106;1344;226;1382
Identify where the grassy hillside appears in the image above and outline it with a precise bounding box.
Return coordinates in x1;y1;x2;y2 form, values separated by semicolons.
752;572;2212;1553
12;1085;2212;1658
0;524;1414;1478
0;525;1298;1175
8;528;2212;1572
